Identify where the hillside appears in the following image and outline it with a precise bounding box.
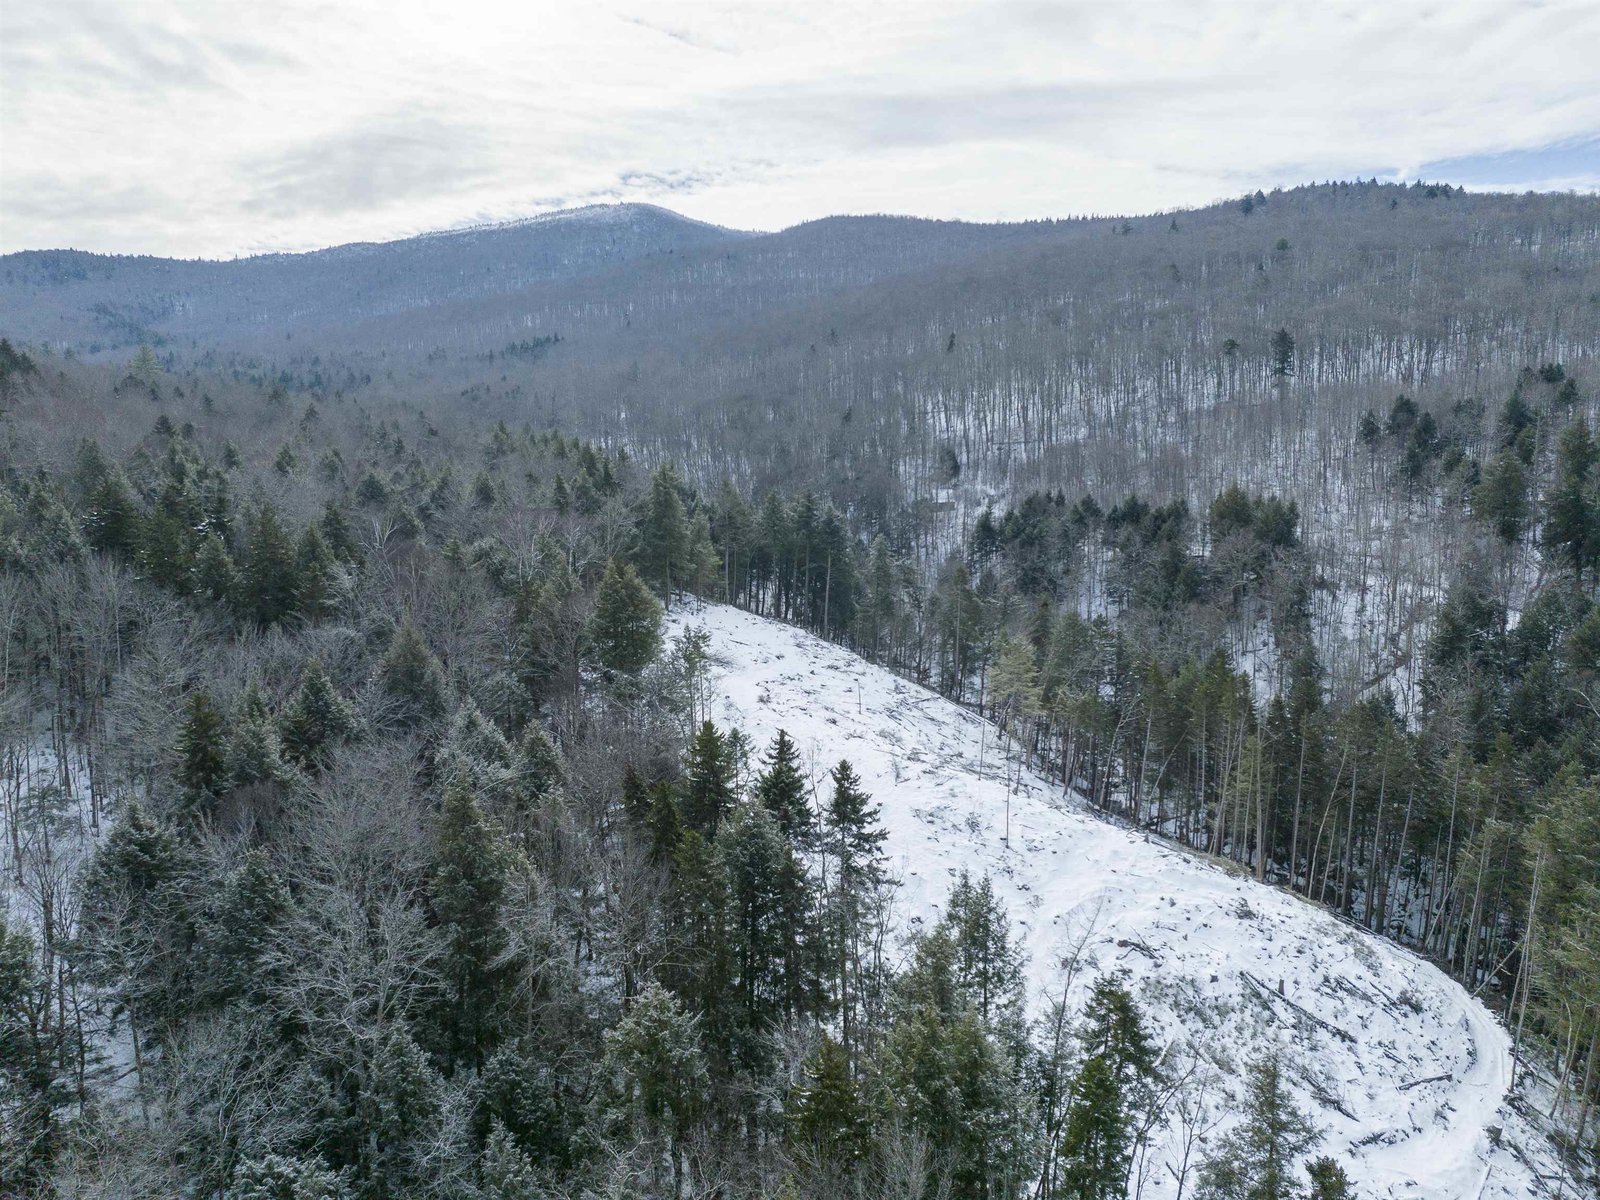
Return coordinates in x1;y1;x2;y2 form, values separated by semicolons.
670;600;1564;1200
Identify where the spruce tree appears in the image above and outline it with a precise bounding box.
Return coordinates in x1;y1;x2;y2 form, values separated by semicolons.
1543;419;1598;583
683;720;736;836
280;659;360;770
637;465;690;597
239;503;300;627
716;802;794;1073
174;691;229;818
432;788;512;1067
82;465;141;557
755;728;811;840
0;918;60;1197
601;983;708;1183
1473;451;1528;546
825;760;889;1055
1269;328;1296;378
378;620;450;727
590;559;664;673
1305;1157;1353;1200
226;683;288;788
789;1034;867;1170
1056;977;1158;1200
1197;1050;1320;1200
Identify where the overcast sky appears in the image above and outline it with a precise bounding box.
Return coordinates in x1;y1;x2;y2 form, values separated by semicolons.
4;1;1599;259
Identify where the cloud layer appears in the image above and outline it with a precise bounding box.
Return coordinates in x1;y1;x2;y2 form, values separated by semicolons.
3;0;1599;257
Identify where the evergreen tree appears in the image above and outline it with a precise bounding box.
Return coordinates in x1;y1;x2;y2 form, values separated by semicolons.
195;534;241;605
716;802;800;1072
378;620;450;727
512;725;564;803
789;1034;867;1171
77;802;193;1038
1197;1050;1320;1200
195;848;288;1007
174;690;229;818
1305;1157;1353;1200
82;465;141;557
825;760;889;1055
1269;328;1296;378
224;1153;351;1200
637;464;690;597
0;918;61;1197
239;503;300;627
1543;419;1598;583
226;683;289;789
280;659;360;770
602;984;708;1185
1056;977;1158;1200
437;699;517;811
755;728;811;839
1473;451;1528;546
479;1121;540;1200
590;559;664;673
432;787;512;1066
683;720;736;836
293;523;340;620
944;872;1026;1030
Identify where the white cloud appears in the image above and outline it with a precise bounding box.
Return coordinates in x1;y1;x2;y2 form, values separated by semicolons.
2;0;1597;256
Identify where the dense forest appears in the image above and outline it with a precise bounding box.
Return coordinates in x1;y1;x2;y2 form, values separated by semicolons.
2;182;1599;1199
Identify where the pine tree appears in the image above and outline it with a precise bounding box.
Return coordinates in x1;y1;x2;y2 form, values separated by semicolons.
1473;451;1528;546
1197;1050;1320;1200
1056;977;1158;1200
1305;1157;1353;1200
590;559;664;673
1269;328;1296;378
226;683;288;788
280;659;360;770
789;1034;867;1170
1543;419;1598;583
174;691;229;818
755;729;811;839
378;620;450;727
432;787;511;1066
224;1153;351;1200
683;720;736;836
239;503;300;627
602;983;708;1184
637;465;690;597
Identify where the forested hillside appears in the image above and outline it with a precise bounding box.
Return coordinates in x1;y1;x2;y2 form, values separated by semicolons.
1;182;1599;1198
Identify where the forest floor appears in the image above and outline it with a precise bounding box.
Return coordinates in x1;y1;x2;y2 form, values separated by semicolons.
668;600;1578;1200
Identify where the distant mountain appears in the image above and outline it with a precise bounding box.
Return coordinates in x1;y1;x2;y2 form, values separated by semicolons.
0;202;748;352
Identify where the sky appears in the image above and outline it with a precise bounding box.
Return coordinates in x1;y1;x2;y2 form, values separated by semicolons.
3;0;1600;259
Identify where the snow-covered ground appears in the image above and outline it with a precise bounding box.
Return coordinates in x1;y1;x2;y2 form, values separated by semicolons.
668;601;1569;1200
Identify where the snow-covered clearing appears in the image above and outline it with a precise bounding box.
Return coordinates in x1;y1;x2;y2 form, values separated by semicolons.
669;601;1567;1200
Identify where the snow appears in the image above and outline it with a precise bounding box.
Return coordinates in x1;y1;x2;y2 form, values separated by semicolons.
667;601;1568;1200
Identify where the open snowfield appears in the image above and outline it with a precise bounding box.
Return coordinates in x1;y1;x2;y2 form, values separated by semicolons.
668;601;1567;1200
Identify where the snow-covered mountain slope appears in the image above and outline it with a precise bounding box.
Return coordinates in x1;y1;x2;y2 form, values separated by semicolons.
667;601;1566;1200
